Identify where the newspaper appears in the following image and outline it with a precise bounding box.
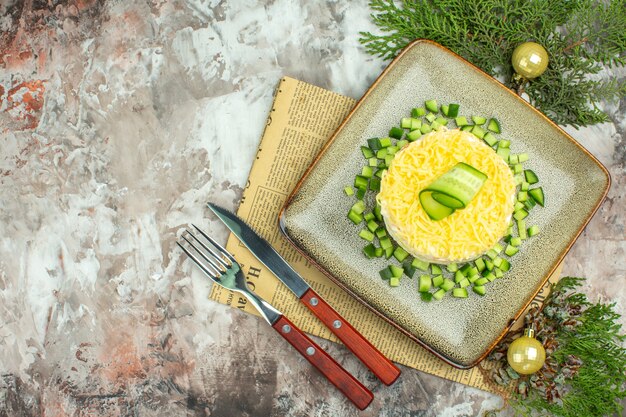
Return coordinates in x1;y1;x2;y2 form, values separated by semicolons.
209;76;562;391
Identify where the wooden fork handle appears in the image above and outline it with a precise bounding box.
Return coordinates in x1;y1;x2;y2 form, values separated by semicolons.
301;288;401;386
271;315;373;410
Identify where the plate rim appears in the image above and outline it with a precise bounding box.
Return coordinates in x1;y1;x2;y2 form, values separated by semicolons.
278;39;611;368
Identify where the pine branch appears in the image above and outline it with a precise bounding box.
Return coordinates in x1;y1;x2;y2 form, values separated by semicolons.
359;0;626;128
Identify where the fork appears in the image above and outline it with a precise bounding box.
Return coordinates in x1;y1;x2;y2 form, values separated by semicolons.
177;226;374;410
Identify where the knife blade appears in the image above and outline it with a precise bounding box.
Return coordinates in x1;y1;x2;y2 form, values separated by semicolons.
208;202;401;386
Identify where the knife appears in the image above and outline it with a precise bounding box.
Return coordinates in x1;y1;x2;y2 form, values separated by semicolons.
208;203;401;385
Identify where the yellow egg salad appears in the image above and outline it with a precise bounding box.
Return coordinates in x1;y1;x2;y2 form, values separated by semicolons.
377;129;516;264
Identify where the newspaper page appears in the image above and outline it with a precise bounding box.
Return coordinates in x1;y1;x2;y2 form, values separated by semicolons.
209;76;562;391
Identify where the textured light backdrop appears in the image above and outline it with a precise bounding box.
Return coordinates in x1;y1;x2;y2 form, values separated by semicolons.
0;1;624;416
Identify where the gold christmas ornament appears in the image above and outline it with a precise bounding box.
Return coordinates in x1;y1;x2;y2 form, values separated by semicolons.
507;327;546;375
512;42;549;79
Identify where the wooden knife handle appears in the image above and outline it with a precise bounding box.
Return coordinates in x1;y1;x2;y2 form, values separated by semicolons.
271;315;373;410
301;288;401;386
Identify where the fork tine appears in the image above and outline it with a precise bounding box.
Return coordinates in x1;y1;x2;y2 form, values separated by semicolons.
180;233;225;273
184;229;230;269
191;224;236;264
177;241;221;280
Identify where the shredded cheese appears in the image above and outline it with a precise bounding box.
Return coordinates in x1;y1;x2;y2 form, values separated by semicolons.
377;129;516;263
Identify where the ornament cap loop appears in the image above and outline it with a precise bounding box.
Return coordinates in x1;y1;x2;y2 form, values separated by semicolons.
524;327;535;338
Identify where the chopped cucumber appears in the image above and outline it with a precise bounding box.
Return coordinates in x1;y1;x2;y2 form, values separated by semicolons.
379;267;393;280
369;177;381;191
485;259;494;271
379;237;393;250
497;147;510;160
475;258;486;272
441;279;455;292
471;125;486;139
460;125;474;132
344;186;354;196
518;153;529;163
355;187;366;200
359;229;374;242
514;209;529;221
505;245;519;256
354;175;368;190
393;246;409;262
472;115;487;125
397;139;408;148
390;265;404;278
401;117;412;129
403;260;417;278
425;112;437;123
374;204;382;221
440;104;449;116
499;259;511;271
454;270;465;283
389;127;403;139
458;278;470;288
363;244;377;259
379;137;392;148
367;137;381;150
447;103;460;117
433;288;446;300
432;275;444;287
483;132;498;147
389;277;400;287
475;277;489;286
431;264;442;275
473;286;486;296
412;107;426;117
498;139;510;149
487;118;501;133
347;210;363;225
366;220;378;233
447;263;459;272
455;116;469;126
420;124;432;134
411;258;430;271
527;225;540;237
517;219;527;240
376;148;387;159
524;169;539;184
421;292;433;302
410;118;422;130
511;237;522;247
374;247;383;257
351;200;366;214
407;130;422;141
425;99;438;113
418;275;432;292
453;288;468;298
528;187;545;207
517;191;528;202
361;146;374;158
361;166;373;178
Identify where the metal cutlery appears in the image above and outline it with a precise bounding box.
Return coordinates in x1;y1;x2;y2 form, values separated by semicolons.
207;203;401;386
177;226;374;410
